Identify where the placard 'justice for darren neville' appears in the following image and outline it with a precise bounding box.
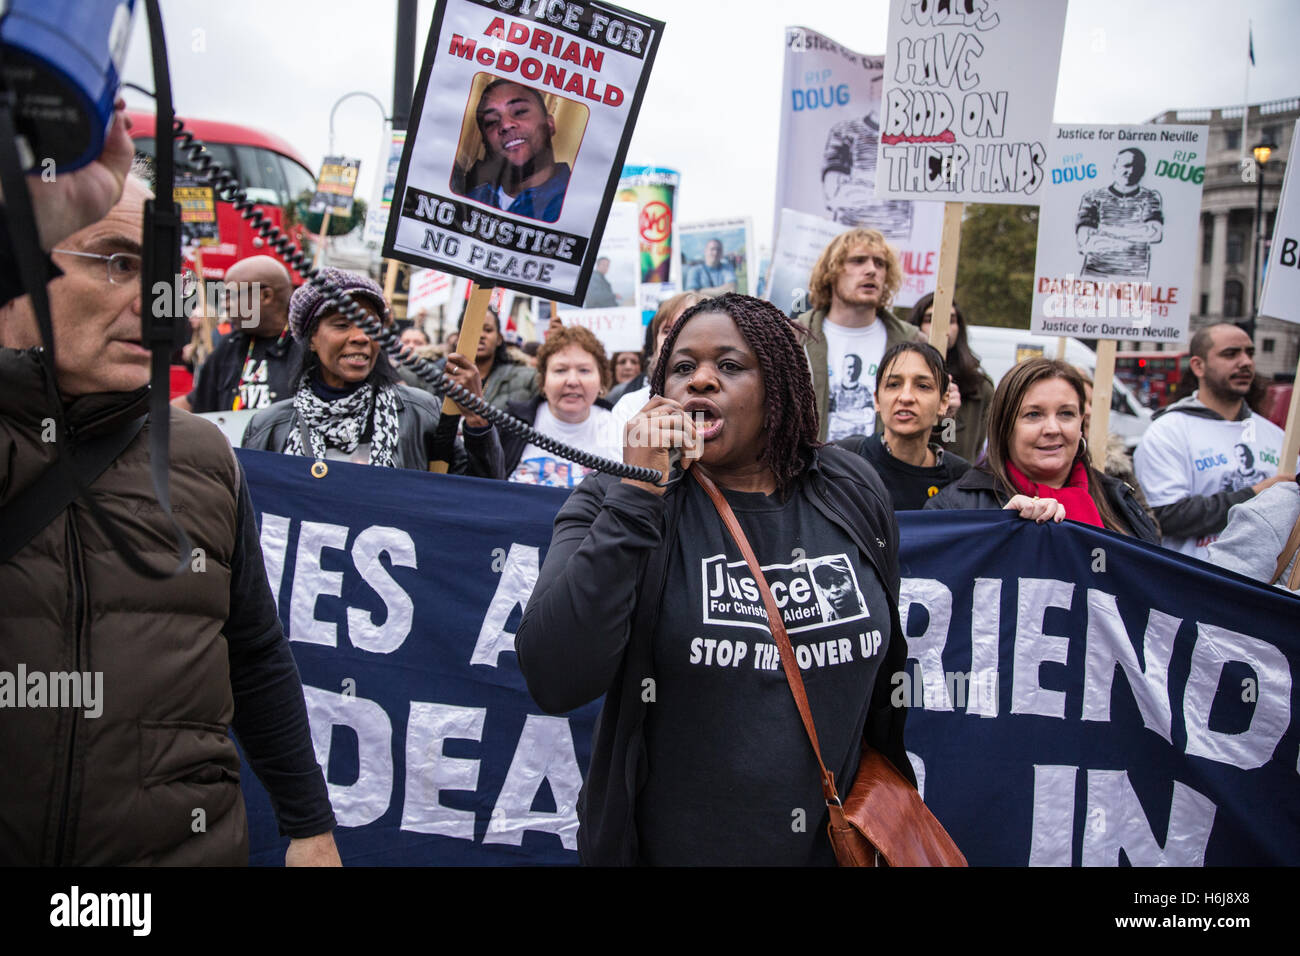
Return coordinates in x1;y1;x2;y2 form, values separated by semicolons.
383;0;664;305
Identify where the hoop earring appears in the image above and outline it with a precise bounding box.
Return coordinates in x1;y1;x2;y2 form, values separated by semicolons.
1078;436;1089;462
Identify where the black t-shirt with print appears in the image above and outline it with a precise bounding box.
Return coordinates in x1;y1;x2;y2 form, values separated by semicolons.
856;434;970;511
188;331;302;413
636;479;891;866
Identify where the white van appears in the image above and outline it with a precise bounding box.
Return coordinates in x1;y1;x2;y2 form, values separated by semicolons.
964;325;1152;449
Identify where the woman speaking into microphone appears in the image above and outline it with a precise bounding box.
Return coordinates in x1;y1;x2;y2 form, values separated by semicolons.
515;294;914;866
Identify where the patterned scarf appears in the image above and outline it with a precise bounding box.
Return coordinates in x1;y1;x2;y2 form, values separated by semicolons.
286;373;401;468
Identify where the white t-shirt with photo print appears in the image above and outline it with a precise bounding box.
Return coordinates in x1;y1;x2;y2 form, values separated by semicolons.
1134;405;1286;561
510;402;623;488
823;318;887;441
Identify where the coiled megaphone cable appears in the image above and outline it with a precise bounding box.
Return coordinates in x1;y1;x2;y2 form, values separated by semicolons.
171;122;667;485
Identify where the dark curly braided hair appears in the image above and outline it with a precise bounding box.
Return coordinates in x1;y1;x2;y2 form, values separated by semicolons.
650;293;822;497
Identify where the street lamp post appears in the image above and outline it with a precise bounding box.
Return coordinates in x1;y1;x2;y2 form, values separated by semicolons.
328;91;390;156
320;92;391;269
1249;139;1277;339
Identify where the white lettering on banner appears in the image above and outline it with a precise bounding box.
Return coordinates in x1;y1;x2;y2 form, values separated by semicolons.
259;512;291;612
1081;592;1178;742
1081;770;1216;867
1029;765;1217;865
1011;578;1074;719
1183;623;1292;771
290;521;349;646
968;578;1001;717
347;527;418;654
484;715;582;849
1028;764;1077;867
303;686;393;827
906;750;926;801
401;702;487;840
472;544;540;667
899;578;954;709
895;576;1294;771
277;518;419;652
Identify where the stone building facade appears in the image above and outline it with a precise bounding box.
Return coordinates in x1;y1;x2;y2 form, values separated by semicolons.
1146;97;1298;380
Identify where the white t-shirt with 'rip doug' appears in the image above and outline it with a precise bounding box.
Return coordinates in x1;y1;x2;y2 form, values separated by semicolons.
823;318;887;441
1134;405;1286;561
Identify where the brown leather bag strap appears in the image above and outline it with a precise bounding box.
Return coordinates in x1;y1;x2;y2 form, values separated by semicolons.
691;468;843;807
1271;509;1300;589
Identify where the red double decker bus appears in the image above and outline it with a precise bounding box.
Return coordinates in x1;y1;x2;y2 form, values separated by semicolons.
1114;350;1191;410
126;111;317;283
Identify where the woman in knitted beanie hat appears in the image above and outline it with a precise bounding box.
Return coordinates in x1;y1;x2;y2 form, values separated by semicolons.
242;267;503;477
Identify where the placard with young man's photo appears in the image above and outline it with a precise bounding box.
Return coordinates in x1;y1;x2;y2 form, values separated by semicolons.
384;0;665;305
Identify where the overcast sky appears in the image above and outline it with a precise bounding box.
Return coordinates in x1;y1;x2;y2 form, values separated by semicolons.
122;0;1300;247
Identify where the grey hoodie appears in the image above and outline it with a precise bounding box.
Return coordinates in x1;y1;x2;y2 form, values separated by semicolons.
1207;483;1300;593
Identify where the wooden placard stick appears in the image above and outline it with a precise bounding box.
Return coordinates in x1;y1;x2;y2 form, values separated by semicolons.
444;283;492;414
1280;354;1300;477
1056;336;1068;360
382;259;400;302
1088;338;1117;470
312;208;332;269
429;283;493;473
926;201;964;361
193;246;207;318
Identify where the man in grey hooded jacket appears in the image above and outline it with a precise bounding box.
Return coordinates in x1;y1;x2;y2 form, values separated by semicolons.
1133;323;1294;562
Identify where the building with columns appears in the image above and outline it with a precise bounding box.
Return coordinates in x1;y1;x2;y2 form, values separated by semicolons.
1146;97;1297;381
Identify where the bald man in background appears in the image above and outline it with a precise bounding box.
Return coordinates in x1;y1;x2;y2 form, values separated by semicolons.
175;255;303;413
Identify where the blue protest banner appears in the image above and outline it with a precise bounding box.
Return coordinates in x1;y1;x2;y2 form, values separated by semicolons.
237;448;588;866
896;509;1300;866
237;449;1300;865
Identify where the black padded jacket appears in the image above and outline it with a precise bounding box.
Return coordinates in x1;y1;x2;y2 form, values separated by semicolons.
923;466;1162;544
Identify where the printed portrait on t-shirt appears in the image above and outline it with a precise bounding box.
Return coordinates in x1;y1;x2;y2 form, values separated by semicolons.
512;455;590;488
809;557;867;622
1219;443;1269;492
828;353;875;434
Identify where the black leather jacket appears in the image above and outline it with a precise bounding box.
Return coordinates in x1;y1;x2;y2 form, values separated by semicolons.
515;445;915;865
924;466;1161;544
241;383;503;478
